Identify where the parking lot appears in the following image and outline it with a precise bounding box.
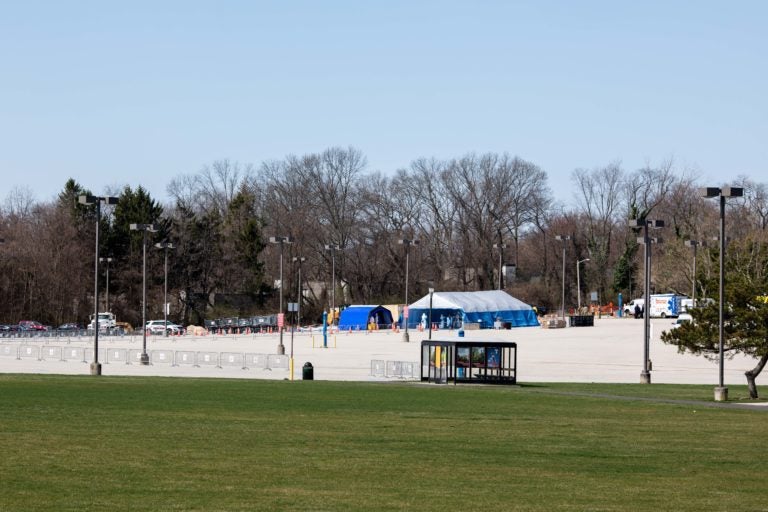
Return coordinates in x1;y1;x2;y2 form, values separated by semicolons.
0;316;761;386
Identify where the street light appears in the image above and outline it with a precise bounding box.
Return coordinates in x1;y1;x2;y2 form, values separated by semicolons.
701;186;744;402
684;240;708;307
555;235;570;320
493;243;507;290
290;256;306;380
130;223;158;365
79;194;119;376
629;218;664;384
99;257;114;314
398;238;420;342
324;244;341;324
576;258;590;310
428;287;435;340
270;236;293;355
154;242;175;337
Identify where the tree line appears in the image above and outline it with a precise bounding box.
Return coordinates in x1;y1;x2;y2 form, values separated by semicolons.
1;147;766;330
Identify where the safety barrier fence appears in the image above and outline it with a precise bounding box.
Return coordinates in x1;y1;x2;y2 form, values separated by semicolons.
0;344;290;371
369;359;420;379
0;329;342;342
0;330;127;340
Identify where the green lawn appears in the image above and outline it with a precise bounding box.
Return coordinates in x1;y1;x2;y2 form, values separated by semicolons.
1;375;766;511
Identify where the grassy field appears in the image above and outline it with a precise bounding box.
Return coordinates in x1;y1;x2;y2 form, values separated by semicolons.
1;375;766;511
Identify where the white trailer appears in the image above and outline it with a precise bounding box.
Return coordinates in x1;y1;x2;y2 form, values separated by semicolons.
647;294;684;318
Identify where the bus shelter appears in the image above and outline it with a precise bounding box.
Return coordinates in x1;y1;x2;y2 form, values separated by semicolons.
420;340;517;385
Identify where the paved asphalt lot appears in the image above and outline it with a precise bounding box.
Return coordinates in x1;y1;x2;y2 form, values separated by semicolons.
0;316;760;386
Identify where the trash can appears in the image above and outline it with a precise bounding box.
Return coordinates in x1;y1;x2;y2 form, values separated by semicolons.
302;362;314;380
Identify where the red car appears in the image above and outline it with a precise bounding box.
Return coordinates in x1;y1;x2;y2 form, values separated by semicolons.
18;320;47;331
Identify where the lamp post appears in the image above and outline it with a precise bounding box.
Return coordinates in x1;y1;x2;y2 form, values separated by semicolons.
130;223;158;365
428;287;435;340
324;244;340;324
79;194;119;376
701;186;744;402
398;238;419;342
154;242;175;336
493;243;507;290
555;235;570;320
290;256;306;380
99;257;114;314
629;218;664;384
576;258;590;310
270;236;293;355
684;240;707;307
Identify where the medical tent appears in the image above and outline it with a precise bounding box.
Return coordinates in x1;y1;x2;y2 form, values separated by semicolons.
338;305;394;330
405;290;539;329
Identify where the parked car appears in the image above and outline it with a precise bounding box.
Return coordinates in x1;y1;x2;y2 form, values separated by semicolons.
0;324;19;333
18;320;47;331
669;313;693;330
58;322;83;331
145;320;184;335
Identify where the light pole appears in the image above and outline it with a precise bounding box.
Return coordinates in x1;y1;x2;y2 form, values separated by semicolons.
493;242;507;290
79;194;119;376
576;258;590;310
99;257;114;314
555;235;570;320
290;256;306;380
324;244;340;324
398;238;419;342
629;218;664;384
154;242;175;336
701;186;744;402
131;223;158;365
270;236;293;355
292;257;306;329
684;240;707;307
428;287;435;340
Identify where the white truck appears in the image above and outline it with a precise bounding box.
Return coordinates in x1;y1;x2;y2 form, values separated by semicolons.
623;298;644;316
624;294;685;318
87;312;117;332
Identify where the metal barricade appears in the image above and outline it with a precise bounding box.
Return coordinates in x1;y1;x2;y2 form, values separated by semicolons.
383;360;419;379
244;353;268;370
370;359;385;377
84;348;107;364
151;350;174;365
386;360;403;378
267;354;289;371
220;352;245;369
41;346;63;361
129;349;147;364
174;351;196;367
107;348;129;364
62;347;86;363
0;344;17;358
401;361;419;379
18;345;40;361
195;351;219;368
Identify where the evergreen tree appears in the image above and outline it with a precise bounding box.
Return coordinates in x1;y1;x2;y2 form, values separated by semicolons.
662;237;768;398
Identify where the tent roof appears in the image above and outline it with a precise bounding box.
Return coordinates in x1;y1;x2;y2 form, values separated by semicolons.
338;305;394;328
408;290;534;312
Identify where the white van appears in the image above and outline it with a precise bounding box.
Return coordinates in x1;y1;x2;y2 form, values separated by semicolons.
623;299;644;316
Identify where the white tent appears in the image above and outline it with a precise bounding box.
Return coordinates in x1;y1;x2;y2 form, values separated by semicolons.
406;290;539;328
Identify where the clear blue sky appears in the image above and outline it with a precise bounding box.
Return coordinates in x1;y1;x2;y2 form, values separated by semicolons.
1;1;765;207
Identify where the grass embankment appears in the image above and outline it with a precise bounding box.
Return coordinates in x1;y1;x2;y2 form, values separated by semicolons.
0;375;765;511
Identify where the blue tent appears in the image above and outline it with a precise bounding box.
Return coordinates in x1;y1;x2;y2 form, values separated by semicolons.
405;290;539;329
338;305;394;330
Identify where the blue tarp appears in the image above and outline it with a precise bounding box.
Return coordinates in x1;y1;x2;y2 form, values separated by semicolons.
338;305;394;330
405;290;539;329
